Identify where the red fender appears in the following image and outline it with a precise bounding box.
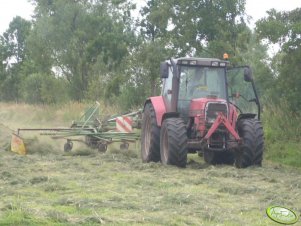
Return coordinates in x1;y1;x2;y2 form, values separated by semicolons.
145;96;166;127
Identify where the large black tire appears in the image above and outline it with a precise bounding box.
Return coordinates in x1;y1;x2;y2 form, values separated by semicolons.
160;118;188;168
204;150;235;165
235;119;264;168
141;103;161;162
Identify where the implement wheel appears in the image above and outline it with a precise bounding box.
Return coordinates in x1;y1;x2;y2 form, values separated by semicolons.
64;140;73;152
141;103;160;162
120;142;129;150
98;143;107;153
160;118;188;168
235;119;264;168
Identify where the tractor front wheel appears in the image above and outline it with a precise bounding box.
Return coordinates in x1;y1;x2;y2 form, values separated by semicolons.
141;103;160;162
160;118;188;168
235;119;264;168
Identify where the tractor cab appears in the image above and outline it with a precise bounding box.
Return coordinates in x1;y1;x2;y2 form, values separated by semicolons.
161;58;228;121
160;57;260;121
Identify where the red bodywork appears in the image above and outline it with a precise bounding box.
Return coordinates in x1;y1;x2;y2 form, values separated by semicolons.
148;96;166;126
148;96;240;144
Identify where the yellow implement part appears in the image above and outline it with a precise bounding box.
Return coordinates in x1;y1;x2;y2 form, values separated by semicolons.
11;133;26;155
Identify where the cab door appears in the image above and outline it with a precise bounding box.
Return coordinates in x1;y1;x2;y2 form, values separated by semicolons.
161;66;173;112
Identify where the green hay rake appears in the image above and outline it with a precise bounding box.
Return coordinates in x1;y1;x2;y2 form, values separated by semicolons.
14;102;141;153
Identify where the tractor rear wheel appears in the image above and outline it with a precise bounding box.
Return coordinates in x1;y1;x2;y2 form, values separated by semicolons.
160;118;188;168
235;119;264;168
204;150;235;165
141;103;160;162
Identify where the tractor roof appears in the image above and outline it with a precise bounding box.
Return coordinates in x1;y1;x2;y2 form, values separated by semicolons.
175;57;222;62
167;57;228;67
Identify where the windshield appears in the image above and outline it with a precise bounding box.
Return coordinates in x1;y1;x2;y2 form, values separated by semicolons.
227;68;258;116
178;66;227;100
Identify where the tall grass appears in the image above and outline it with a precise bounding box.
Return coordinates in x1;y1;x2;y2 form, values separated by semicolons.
0;101;121;128
262;101;301;167
263;101;301;141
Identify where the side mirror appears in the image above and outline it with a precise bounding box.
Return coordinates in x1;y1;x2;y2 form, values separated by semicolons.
160;62;169;79
244;67;253;82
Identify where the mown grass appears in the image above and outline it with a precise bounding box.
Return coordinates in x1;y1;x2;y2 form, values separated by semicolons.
0;149;300;225
0;102;300;225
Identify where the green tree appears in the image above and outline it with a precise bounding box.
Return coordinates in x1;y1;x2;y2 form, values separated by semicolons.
0;16;32;102
256;8;301;111
30;0;135;101
164;0;247;58
2;16;31;63
134;0;172;97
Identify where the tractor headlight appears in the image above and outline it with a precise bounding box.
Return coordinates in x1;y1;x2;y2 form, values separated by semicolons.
211;61;219;67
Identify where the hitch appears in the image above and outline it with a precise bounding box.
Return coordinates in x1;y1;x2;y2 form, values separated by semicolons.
204;113;241;143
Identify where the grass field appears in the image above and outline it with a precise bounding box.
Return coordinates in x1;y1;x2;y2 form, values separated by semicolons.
0;103;300;225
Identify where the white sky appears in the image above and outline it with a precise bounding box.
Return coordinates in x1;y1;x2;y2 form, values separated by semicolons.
0;0;300;34
246;0;301;27
0;0;34;34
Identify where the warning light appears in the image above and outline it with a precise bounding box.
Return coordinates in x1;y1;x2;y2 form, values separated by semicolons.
223;53;229;60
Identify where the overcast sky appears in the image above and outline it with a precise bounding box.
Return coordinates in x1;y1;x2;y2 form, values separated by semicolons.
0;0;300;34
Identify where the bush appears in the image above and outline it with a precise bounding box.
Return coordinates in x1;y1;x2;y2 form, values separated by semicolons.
21;73;43;103
22;73;69;104
41;76;69;104
0;76;21;101
117;85;147;111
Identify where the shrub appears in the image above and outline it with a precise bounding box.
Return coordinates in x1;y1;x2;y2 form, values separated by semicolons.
22;73;69;104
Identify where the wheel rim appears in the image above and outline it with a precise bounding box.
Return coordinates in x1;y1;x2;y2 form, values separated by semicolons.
144;116;151;157
162;129;169;163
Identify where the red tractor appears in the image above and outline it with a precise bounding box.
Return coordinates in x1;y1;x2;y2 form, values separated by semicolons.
141;56;264;168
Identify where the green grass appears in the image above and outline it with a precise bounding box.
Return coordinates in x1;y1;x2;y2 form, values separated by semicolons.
0;102;301;225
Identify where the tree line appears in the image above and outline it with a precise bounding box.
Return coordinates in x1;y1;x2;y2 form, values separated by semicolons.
0;0;300;111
